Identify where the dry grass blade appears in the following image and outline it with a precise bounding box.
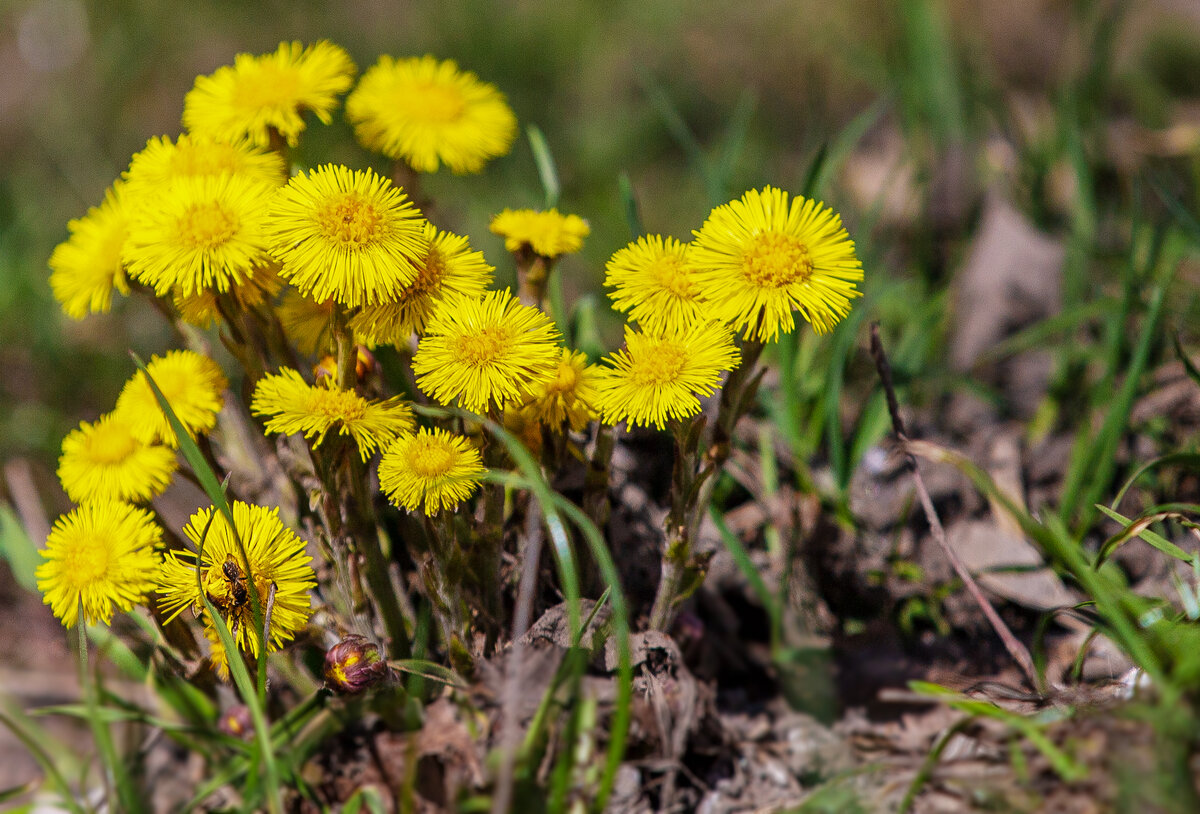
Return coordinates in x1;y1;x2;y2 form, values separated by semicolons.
869;322;1039;691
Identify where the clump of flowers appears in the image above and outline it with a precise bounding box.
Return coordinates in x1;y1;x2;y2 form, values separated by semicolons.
38;38;864;809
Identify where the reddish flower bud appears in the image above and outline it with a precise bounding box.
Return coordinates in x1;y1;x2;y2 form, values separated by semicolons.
324;634;388;694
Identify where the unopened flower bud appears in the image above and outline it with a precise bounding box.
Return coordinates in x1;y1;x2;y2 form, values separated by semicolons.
217;705;253;740
324;634;388;694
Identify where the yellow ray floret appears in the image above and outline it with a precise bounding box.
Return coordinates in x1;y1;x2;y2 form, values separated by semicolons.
604;235;706;337
347;54;517;174
251;367;415;461
516;347;601;432
689;186;863;341
594;322;741;430
157;502;316;675
48;181;131;320
378;428;486;515
123;173;277;297
124;133;286;193
266;164;429;308
112;350;227;448
37;502;162;628
57;412;177;504
349;221;494;345
489;208;589;258
183;40;356;148
412;290;561;414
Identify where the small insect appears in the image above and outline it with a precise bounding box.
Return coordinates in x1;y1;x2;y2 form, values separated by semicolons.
205;556;251;637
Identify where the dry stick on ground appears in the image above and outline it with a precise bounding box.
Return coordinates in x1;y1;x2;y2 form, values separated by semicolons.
868;323;1039;691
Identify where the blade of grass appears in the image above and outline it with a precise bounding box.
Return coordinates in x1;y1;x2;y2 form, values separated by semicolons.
0;708;85;814
527;124;560;209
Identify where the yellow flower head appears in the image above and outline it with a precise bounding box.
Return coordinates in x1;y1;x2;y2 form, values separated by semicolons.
277;290;336;355
172;263;283;329
49;181;131;320
378;428;485;515
489;208;589;258
113;350;227;448
595;322;741;430
412;290;561;414
517;348;600;432
266;164;428;308
58;412;177;504
157;502;316;674
250;367;415;461
604;235;706;337
124;133;286;193
183;40;356;148
123;173;277;297
346;54;517;174
348;222;494;345
690;186;863;341
37;502;162;628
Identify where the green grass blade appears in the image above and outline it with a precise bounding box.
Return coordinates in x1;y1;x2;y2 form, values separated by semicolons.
527;124;561;209
617;171;644;239
1095;506;1192;566
0;503;40;591
0;708;85;814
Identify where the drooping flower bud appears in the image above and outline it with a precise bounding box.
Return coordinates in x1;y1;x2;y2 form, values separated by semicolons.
323;634;388;694
217;705;254;740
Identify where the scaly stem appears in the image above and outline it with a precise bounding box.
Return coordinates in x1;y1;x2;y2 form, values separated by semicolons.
648;419;701;631
77;616;143;814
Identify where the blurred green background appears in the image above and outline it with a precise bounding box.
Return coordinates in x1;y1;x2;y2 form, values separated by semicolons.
3;0;1200;514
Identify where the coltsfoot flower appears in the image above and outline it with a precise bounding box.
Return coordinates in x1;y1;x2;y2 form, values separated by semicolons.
412;290;561;414
48;181;131;320
690;186;863;341
158;502;316;674
57;412;177;504
594;322;741;430
251;367;415;461
346;55;517;174
123;133;286;193
489;208;589;259
112;350;228;448
516;348;600;433
604;235;706;337
265;164;428;308
37;502;162;627
123;173;277;297
324;634;389;694
183;40;356;148
378;428;485;515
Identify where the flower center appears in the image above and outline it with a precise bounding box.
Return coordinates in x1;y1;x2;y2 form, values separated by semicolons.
87;422;139;464
547;361;578;394
741;231;813;288
403;81;466;123
451;326;509;366
632;342;686;385
411;439;455;478
650;256;696;299
309;387;367;422
316;192;385;249
233;65;301;110
409;248;446;297
177;202;238;250
63;536;112;586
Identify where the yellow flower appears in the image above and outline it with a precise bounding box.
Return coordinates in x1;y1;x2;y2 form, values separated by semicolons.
594;322;740;430
124;133;286;193
517;348;600;432
689;186;863;341
57;413;177;504
348;222;493;345
123;173;277;297
412;290;561;414
112;350;227;448
378;428;485;515
250;367;415;461
277;290;336;355
265;164;428;308
48;181;131;320
157;502;316;674
489;208;589;258
183;40;356;148
37;502;162;628
346;55;517;174
604;235;706;337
